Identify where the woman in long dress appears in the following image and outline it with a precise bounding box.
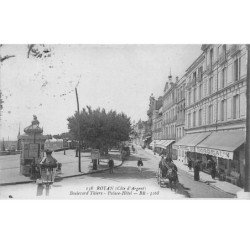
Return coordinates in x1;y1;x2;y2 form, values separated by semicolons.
194;160;201;181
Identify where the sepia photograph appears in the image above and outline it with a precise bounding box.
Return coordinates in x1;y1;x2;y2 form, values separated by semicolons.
2;2;250;250
1;44;249;199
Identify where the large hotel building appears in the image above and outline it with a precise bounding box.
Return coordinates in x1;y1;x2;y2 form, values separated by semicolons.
148;44;247;186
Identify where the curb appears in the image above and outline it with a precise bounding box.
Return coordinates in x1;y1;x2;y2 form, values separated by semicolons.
144;148;237;197
0;161;123;187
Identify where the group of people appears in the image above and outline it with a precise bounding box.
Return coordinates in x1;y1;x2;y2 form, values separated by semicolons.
158;155;178;183
187;157;217;181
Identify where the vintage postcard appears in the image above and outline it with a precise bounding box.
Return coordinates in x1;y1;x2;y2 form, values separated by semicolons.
0;44;249;199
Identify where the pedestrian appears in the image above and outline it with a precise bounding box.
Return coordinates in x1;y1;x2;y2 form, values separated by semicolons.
40;149;57;166
108;156;114;174
187;157;192;171
137;158;143;172
193;159;201;181
160;159;168;178
208;159;216;179
166;157;178;180
165;157;178;190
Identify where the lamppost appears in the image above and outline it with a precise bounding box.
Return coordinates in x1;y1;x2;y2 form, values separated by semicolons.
75;87;81;172
244;44;250;192
238;44;250;198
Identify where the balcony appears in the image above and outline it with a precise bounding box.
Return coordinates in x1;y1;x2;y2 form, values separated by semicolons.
229;45;241;57
197;74;203;83
219;53;227;65
176;116;185;126
206;64;212;75
186;78;196;89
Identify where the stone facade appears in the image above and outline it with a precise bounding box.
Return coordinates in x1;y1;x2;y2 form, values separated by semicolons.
144;44;247;186
185;44;246;134
162;75;177;141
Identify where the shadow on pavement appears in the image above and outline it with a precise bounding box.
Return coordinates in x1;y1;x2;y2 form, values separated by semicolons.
175;183;191;198
81;166;156;180
125;155;151;162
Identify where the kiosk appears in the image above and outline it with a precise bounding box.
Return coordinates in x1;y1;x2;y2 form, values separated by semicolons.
18;115;47;177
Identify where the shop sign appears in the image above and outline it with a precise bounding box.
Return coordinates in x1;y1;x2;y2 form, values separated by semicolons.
178;145;195;152
196;147;233;160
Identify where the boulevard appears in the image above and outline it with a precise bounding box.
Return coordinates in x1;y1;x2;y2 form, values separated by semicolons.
0;147;234;199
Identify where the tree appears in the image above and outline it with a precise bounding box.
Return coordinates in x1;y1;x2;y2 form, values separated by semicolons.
45;134;53;140
53;134;61;140
67;106;131;154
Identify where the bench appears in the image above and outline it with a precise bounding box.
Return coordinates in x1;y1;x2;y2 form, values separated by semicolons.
225;171;240;185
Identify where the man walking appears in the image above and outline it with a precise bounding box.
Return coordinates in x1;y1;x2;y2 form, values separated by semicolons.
137;158;143;172
108;156;114;174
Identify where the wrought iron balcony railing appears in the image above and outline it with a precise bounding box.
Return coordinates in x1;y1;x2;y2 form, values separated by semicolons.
219;53;227;65
229;44;241;57
206;64;213;75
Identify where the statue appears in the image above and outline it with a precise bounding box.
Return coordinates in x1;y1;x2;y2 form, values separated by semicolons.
32;115;39;125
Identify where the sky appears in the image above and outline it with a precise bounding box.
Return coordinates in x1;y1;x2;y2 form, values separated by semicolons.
0;44;201;140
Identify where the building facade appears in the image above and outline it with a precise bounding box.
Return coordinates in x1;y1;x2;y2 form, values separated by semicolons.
161;74;178;156
175;75;186;162
151;97;163;154
174;44;247;186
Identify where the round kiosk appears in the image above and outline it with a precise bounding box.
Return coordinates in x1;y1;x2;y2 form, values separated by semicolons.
18;115;47;177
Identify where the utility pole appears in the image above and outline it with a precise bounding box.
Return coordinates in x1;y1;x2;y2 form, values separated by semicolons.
245;44;250;192
75;87;81;172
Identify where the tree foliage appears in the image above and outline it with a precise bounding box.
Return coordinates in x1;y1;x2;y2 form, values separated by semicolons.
67;106;131;150
52;132;73;140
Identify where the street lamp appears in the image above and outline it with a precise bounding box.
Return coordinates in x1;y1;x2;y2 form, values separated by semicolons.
75;87;81;172
245;44;250;192
238;44;250;198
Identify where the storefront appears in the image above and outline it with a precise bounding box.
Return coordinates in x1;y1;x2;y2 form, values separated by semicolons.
173;132;211;164
155;140;175;156
149;139;175;156
196;130;245;187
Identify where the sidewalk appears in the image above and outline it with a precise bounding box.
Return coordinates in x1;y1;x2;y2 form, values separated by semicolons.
144;148;243;196
0;150;122;186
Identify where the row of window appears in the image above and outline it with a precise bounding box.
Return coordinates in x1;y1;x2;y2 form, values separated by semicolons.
187;94;241;128
163;107;176;123
176;126;185;139
163;125;176;138
154;125;184;140
187;57;242;107
208;44;227;67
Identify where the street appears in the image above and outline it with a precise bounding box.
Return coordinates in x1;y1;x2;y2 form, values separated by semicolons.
0;149;121;185
0;147;234;199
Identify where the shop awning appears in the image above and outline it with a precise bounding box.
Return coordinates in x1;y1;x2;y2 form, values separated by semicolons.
172;132;211;152
162;140;175;148
196;130;245;160
155;140;175;149
149;140;160;147
155;140;164;148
